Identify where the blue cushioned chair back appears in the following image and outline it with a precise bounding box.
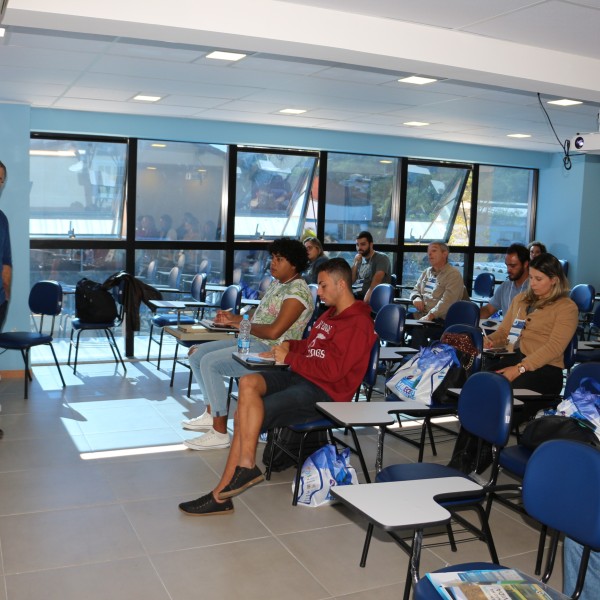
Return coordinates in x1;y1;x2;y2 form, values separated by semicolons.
473;272;495;298
458;372;512;446
442;323;483;373
146;260;157;282
445;300;479;328
29;280;63;317
569;284;595;313
559;259;569;277
390;273;397;288
369;283;394;315
308;283;318;306
190;273;207;302
374;303;406;345
197;258;211;275
167;266;181;290
220;284;242;314
563;333;579;371
564;362;600;397
591;303;600;331
523;440;600;550
363;339;381;389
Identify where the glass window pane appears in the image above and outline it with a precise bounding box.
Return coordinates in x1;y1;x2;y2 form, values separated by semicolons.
30;138;127;238
234;151;317;240
136;140;228;241
404;163;471;243
474;252;507;284
324;154;398;244
233;249;271;297
475;166;535;246
401;251;465;293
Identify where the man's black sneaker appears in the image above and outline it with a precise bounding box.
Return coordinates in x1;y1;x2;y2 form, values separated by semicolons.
179;492;234;516
218;465;264;500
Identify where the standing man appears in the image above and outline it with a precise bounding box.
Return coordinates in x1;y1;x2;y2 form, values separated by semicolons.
351;230;391;303
179;258;377;515
409;242;465;347
480;243;529;319
0;161;11;332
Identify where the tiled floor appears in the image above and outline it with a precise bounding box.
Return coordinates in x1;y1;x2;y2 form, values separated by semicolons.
0;349;563;600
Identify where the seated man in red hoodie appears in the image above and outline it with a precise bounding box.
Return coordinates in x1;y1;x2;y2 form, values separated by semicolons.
179;257;377;515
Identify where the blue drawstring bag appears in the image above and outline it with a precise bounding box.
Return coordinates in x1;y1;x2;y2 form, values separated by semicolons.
294;444;357;507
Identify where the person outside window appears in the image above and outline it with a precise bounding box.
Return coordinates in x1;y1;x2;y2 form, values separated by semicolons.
0;161;12;332
528;240;547;261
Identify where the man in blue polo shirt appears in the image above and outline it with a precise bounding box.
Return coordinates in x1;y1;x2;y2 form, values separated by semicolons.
480;243;529;319
0;160;11;332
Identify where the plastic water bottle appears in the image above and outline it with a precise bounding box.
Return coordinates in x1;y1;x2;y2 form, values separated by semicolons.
238;314;251;354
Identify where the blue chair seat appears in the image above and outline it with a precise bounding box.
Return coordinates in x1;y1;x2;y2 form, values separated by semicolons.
71;318;117;330
499;444;533;478
289;418;335;432
152;313;195;328
0;332;52;348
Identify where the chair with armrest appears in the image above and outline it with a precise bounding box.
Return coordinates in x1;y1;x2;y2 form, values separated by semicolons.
352;372;513;600
414;439;600;600
169;284;242;397
263;339;381;506
444;300;480;328
369;283;394;316
0;280;66;399
374;303;407;378
471;272;495;306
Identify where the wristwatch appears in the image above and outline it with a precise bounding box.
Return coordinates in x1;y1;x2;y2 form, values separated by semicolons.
517;363;526;374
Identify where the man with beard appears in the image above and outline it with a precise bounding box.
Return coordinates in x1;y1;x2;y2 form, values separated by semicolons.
351;230;391;303
480;243;530;319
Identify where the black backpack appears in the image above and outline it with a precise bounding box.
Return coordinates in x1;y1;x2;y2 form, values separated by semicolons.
75;277;119;323
262;429;329;472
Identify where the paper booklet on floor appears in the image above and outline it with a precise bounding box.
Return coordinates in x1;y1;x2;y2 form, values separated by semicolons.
426;568;568;600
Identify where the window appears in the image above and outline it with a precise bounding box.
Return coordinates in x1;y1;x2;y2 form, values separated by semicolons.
30;137;127;238
234;150;317;240
136;140;228;241
325;153;398;244
475;166;535;247
401;251;465;292
404;162;471;243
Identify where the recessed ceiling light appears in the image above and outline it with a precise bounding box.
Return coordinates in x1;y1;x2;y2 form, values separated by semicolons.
403;121;430;127
507;133;531;138
279;108;307;115
133;94;161;102
547;99;582;107
206;51;246;61
398;76;437;85
151;143;167;148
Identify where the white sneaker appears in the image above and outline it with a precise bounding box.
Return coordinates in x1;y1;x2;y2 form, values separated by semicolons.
182;411;213;431
184;429;231;450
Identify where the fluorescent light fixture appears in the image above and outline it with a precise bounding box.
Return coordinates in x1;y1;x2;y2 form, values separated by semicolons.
29;149;77;157
151;143;167;148
507;133;531;138
0;28;5;38
133;94;161;102
279;108;307;115
547;98;582;107
146;166;157;170
403;121;430;127
379;160;393;164
398;76;437;85
206;50;246;61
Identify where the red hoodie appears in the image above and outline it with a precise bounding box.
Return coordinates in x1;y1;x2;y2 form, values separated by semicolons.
284;301;377;402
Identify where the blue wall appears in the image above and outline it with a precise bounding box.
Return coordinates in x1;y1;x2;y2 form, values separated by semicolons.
0;103;592;369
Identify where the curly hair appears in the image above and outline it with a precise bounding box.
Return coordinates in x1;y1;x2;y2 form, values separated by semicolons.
268;237;309;273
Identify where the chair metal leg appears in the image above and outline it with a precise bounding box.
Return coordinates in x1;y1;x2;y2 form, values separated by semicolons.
146;322;154;362
72;329;84;373
292;432;308;506
169;344;179;388
535;524;547;575
156;328;165;369
104;328;126;373
360;523;374;567
48;342;66;388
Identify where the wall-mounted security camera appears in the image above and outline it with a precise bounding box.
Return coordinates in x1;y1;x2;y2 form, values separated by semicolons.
570;132;600;154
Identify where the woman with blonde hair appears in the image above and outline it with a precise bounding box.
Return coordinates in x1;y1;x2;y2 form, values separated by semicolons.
484;252;577;395
302;236;328;284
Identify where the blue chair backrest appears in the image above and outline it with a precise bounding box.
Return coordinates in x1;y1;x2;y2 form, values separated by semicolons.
445;300;480;328
308;283;318;306
197;258;211;275
559;259;569;277
443;323;483;373
564;362;600;397
190;272;207;302
369;283;394;315
374;303;406;345
220;284;242;314
570;284;595;313
523;440;600;550
458;372;513;446
362;339;381;390
167;266;181;290
473;272;495;298
29;280;63;316
563;333;579;371
146;260;157;282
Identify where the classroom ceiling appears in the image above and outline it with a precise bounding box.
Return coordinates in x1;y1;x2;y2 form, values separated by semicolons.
1;0;600;153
